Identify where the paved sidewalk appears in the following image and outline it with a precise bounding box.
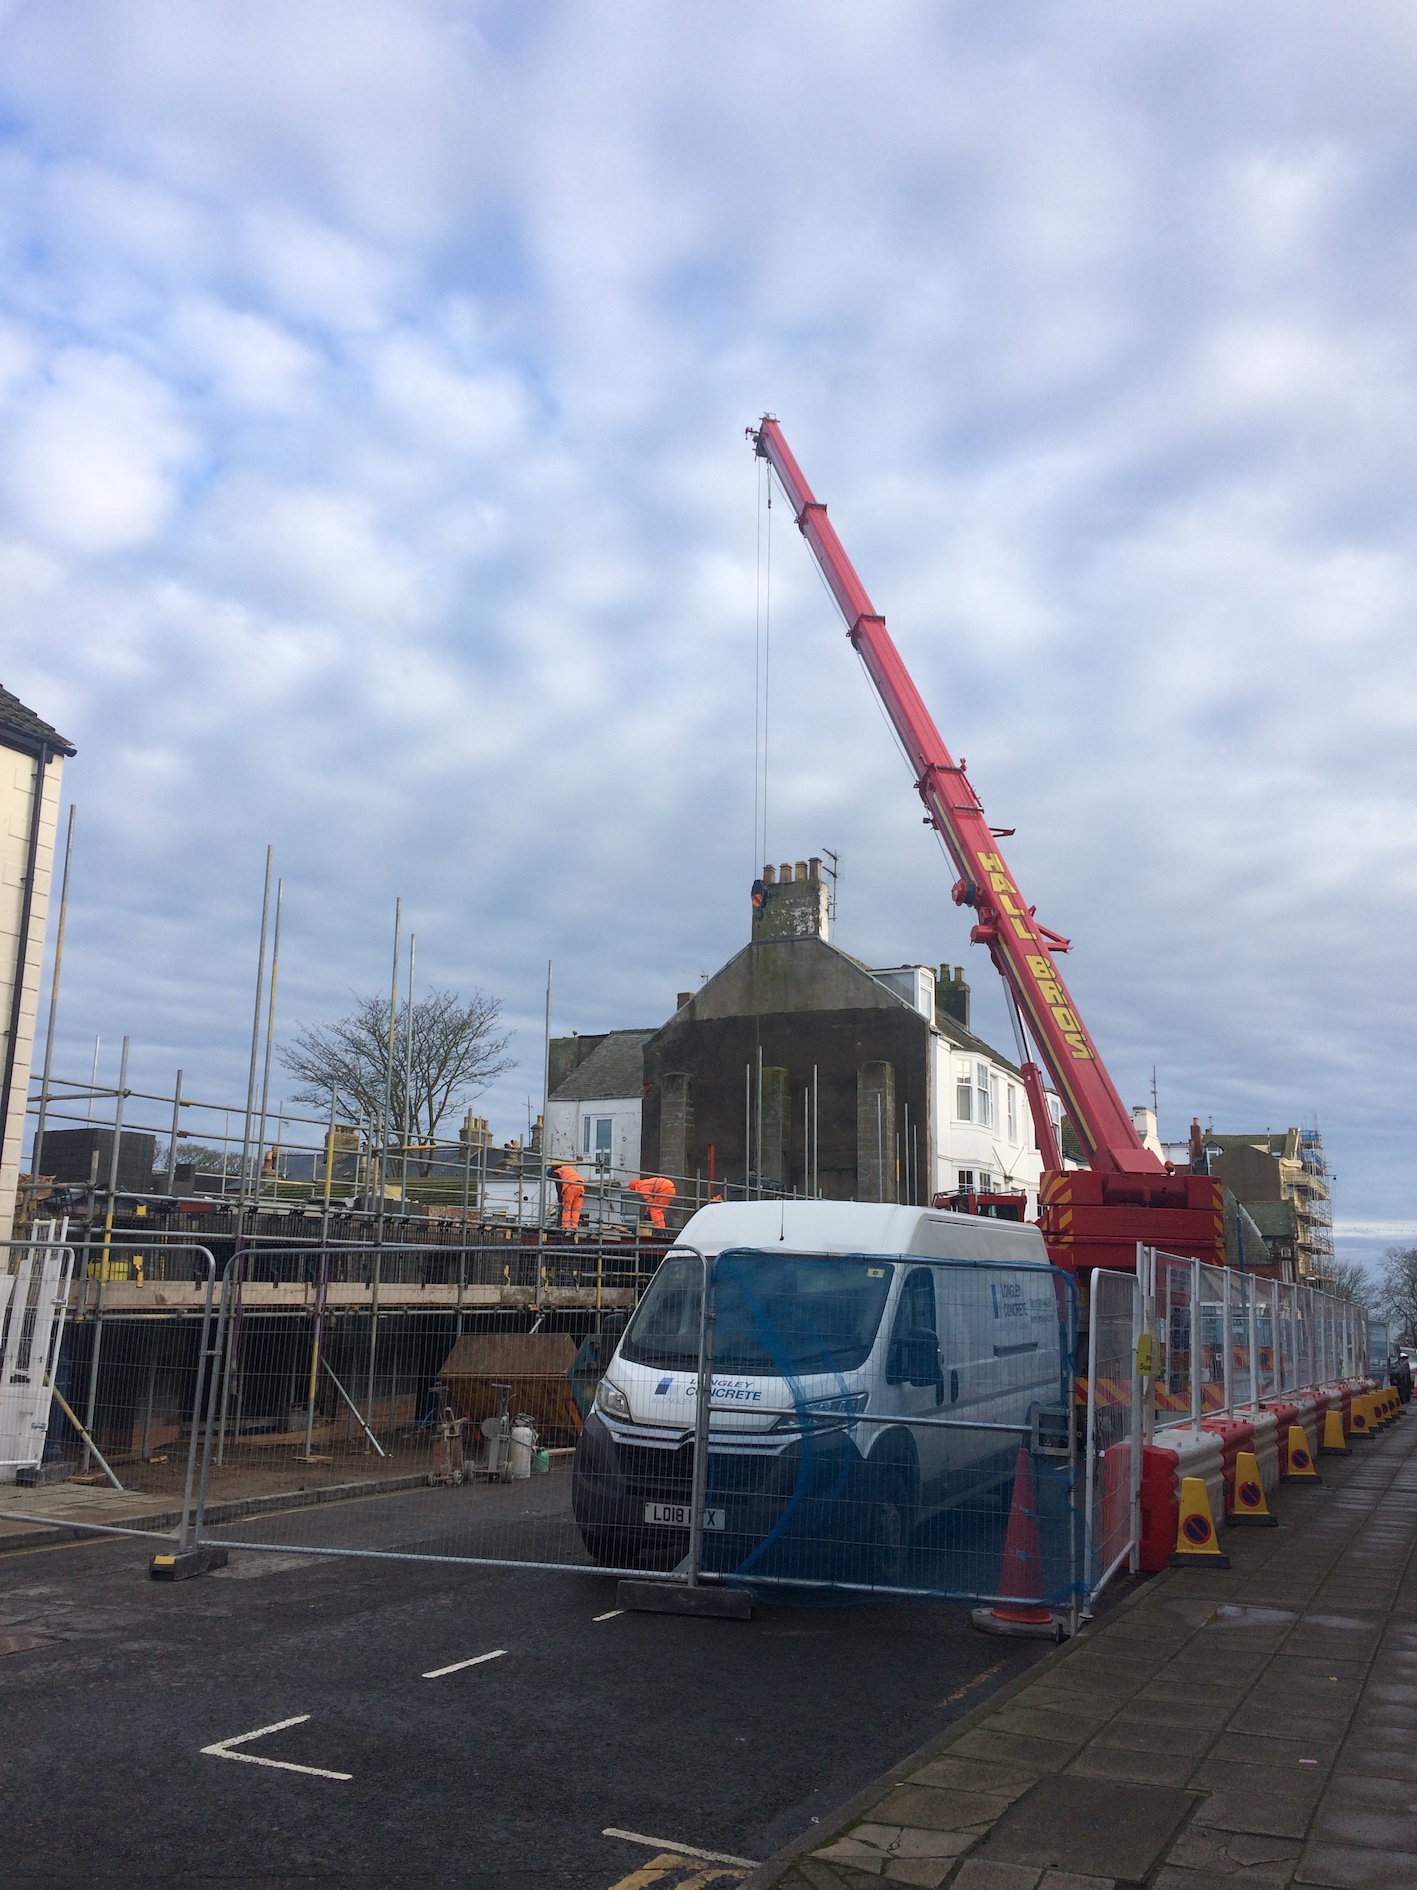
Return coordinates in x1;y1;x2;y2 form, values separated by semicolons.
0;1467;431;1547
752;1409;1417;1890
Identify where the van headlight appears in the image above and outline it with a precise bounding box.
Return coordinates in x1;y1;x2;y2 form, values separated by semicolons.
595;1377;631;1422
772;1390;869;1431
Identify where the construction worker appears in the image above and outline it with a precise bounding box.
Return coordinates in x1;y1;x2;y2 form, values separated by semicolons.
628;1174;676;1230
549;1164;585;1231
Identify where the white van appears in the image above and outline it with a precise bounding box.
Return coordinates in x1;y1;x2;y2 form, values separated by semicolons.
571;1201;1070;1585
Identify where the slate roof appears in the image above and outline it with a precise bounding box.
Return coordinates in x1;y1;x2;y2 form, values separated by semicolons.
0;686;76;758
1203;1131;1289;1157
1246;1199;1299;1238
550;1029;654;1102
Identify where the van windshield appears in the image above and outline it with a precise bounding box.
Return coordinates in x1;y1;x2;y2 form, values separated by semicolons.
619;1252;895;1376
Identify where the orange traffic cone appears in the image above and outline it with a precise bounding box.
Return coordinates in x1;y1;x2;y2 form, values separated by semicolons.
1229;1450;1277;1528
1320;1407;1350;1455
1285;1424;1320;1481
972;1448;1061;1640
1170;1475;1230;1567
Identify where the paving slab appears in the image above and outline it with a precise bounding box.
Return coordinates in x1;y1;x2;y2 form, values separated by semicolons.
975;1777;1196;1883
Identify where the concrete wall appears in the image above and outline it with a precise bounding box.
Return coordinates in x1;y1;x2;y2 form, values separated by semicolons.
2;745;64;1239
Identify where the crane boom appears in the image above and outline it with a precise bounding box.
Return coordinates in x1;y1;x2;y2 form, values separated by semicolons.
749;415;1164;1179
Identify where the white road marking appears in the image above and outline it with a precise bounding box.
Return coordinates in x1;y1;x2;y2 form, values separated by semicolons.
602;1829;758;1867
201;1714;352;1781
594;1609;626;1622
422;1648;507;1679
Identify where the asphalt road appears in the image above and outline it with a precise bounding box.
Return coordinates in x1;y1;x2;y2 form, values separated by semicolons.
0;1477;1055;1890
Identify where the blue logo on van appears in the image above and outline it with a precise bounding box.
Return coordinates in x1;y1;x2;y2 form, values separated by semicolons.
655;1377;673;1396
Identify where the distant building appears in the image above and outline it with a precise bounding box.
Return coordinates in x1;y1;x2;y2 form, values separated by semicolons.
4;688;75;1238
544;1030;657;1180
632;857;1046;1215
1162;1123;1333;1283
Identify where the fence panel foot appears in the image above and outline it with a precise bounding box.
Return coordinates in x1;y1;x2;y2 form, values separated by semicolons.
150;1546;228;1581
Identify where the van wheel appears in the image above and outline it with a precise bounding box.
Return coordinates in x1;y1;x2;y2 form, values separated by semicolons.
867;1468;913;1587
579;1525;628;1568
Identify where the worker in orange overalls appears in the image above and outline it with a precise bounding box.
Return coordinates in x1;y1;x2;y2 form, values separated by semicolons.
628;1175;676;1230
549;1164;586;1231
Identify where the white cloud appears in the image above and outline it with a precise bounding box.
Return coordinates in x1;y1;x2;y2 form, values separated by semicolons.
0;348;196;552
0;0;1413;1239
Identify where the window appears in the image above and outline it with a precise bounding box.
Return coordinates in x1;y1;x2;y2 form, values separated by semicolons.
955;1070;973;1121
582;1116;591;1155
957;1169;975;1193
976;1063;991;1127
620;1253;895;1375
594;1118;613;1164
1007;1086;1018;1143
978;1171;994;1195
886;1266;938;1384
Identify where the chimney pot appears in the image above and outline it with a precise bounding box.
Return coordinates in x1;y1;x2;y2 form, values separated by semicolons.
763;864;776;885
809;856;821;879
794;860;807;881
676;991;692;1011
779;862;791;883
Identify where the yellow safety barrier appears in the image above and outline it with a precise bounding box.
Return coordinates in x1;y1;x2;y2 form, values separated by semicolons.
1230;1450;1277;1528
1320;1407;1350;1456
1285;1424;1320;1480
1170;1475;1231;1568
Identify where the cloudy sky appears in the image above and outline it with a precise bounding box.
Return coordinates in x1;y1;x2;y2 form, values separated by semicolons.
6;0;1415;1266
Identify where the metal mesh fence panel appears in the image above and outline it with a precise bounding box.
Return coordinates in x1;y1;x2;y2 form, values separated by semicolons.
1086;1268;1138;1598
1276;1283;1295;1395
179;1245;636;1574
1198;1266;1226;1415
1229;1271;1254;1410
1156;1256;1193;1424
1255;1281;1276;1401
1144;1252;1368;1422
604;1248;1082;1607
0;1230;76;1480
43;1241;217;1494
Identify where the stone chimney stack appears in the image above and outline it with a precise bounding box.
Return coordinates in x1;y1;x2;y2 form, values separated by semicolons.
937;964;970;1029
752;855;830;942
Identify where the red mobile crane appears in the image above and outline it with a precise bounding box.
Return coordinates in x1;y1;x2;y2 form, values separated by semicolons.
749;416;1224;1274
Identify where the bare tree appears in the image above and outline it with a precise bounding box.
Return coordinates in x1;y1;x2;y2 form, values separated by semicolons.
1321;1258;1372;1305
282;988;513;1170
1376;1247;1417;1345
152;1141;241;1180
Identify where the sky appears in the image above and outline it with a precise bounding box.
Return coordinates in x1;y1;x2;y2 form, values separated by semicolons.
5;0;1415;1270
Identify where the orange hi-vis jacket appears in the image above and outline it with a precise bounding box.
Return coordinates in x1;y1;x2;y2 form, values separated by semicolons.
627;1175;676;1228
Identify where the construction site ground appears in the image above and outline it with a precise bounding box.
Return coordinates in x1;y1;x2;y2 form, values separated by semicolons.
0;1417;1410;1890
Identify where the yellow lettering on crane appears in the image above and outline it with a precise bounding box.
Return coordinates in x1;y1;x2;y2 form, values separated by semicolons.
989;872;1010;892
1010;917;1034;938
977;851;1004;874
1038;979;1065;1005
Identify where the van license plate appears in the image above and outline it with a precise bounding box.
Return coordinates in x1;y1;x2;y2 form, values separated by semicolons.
644;1502;724;1531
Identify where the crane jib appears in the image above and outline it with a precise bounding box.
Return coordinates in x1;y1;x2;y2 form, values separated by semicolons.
750;412;1162;1180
